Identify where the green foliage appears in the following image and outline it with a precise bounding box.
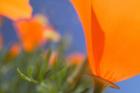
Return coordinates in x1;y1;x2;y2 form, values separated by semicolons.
0;39;94;93
0;39;119;93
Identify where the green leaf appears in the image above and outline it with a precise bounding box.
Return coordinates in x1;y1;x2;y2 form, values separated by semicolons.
17;68;38;84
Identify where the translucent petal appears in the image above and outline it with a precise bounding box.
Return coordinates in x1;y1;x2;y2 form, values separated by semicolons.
70;0;97;74
15;18;46;51
92;0;140;82
71;0;140;82
0;0;32;20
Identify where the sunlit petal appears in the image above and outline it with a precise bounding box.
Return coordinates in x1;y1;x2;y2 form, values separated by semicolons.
15;18;46;51
71;0;97;74
92;0;140;82
71;0;140;82
0;0;32;20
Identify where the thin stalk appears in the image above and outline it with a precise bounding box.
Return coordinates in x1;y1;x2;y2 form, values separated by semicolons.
93;78;106;93
93;75;120;93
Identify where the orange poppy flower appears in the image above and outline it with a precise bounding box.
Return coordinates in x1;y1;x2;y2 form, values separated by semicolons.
10;43;21;57
49;51;58;65
67;53;85;65
15;15;60;52
71;0;140;82
0;0;32;20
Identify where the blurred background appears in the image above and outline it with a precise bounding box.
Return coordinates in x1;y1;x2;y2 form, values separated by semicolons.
0;0;140;93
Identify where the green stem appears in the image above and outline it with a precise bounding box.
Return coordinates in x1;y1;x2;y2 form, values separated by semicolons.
94;87;105;93
93;75;120;93
93;77;106;93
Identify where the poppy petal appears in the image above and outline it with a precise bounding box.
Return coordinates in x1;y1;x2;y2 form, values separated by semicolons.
92;0;140;82
15;18;46;51
71;0;97;74
0;0;32;20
